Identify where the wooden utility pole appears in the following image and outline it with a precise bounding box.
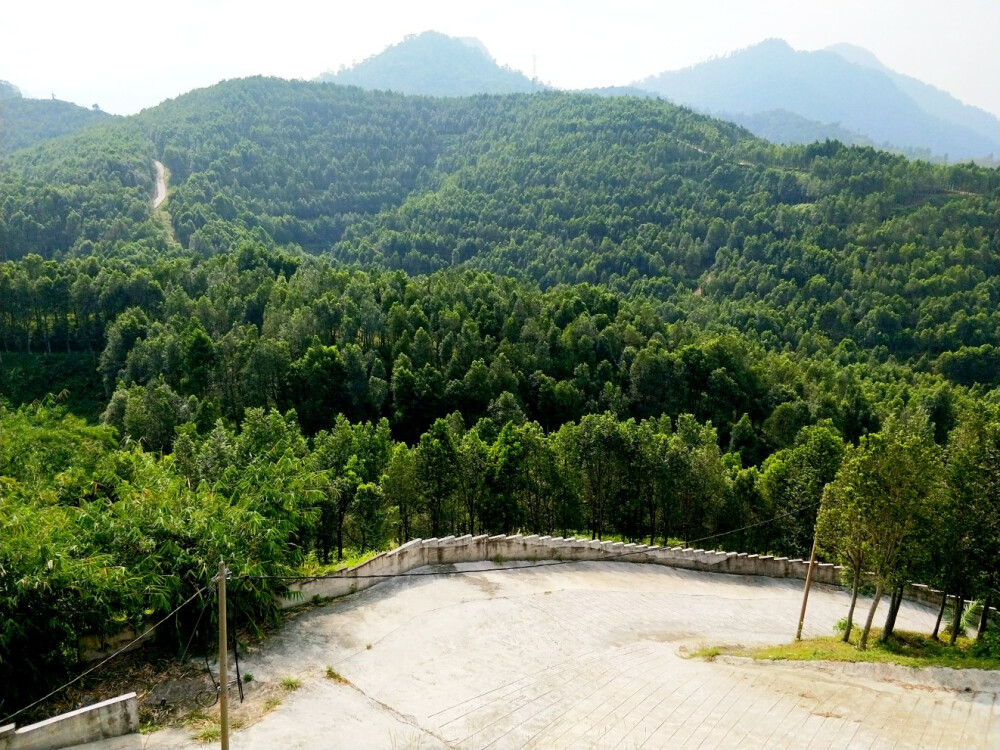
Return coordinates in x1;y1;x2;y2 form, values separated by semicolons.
218;560;229;750
796;535;818;641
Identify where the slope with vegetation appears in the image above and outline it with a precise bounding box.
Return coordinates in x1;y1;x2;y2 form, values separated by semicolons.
1;76;999;717
0;82;115;155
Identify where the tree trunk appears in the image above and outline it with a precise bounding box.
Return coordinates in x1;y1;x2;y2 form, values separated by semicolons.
880;583;904;643
932;590;948;640
337;512;345;562
859;580;884;651
843;570;861;643
950;594;965;646
978;595;992;641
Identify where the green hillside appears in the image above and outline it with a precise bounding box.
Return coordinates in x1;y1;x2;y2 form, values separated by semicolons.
0;87;115;155
2;77;999;715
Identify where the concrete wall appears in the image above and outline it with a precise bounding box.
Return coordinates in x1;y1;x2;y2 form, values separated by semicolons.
279;534;861;608
0;693;137;750
81;536;957;658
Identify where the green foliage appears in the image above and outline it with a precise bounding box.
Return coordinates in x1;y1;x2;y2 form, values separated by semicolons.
722;630;998;670
3;77;1000;715
971;625;1000;659
0;95;114;155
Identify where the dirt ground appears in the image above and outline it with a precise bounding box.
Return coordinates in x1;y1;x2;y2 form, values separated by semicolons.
128;560;998;749
152;161;167;208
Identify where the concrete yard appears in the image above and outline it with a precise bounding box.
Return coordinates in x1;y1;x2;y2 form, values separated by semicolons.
143;561;1000;749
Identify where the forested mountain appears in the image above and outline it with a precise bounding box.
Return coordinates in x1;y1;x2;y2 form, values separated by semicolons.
0;80;21;99
2;75;1000;713
640;39;999;162
721;108;877;150
0;85;115;155
826;43;1000;148
3;78;999;381
315;31;540;96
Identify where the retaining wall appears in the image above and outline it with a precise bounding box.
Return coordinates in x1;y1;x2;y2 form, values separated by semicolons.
0;693;137;750
280;534;856;608
78;536;959;661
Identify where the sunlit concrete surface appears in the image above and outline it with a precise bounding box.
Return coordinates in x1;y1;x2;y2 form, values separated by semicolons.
144;561;1000;749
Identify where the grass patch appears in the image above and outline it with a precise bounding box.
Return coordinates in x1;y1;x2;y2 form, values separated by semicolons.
711;629;1000;670
196;725;221;743
325;666;348;683
281;676;301;690
263;696;282;712
299;547;392;576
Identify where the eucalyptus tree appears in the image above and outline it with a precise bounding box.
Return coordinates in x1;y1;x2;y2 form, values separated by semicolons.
816;477;869;642
826;413;945;650
944;410;1000;642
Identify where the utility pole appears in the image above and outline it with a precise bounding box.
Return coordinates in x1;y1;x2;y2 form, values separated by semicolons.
796;534;818;640
218;560;229;750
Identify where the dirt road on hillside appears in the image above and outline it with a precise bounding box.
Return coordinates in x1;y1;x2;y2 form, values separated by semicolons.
152;161;166;208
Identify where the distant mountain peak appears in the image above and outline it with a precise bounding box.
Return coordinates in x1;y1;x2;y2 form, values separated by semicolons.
316;31;540;97
455;35;493;58
752;38;794;52
640;39;999;162
0;79;23;99
824;43;889;72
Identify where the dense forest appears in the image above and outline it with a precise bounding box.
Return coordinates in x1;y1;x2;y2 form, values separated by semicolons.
1;77;999;713
0;86;115;155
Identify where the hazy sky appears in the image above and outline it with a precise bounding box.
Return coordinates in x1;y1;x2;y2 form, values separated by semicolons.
2;0;998;118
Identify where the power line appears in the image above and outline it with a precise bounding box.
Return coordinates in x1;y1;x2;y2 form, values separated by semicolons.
0;584;210;727
0;500;819;725
688;501;820;546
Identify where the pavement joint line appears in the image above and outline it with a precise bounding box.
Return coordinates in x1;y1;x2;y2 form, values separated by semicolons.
428;649;640;726
985;691;1000;748
956;694;979;749
930;697;961;750
660;675;738;749
581;655;680;748
460;685;559;747
428;642;637;722
478;689;567;750
588;660;685;747
536;665;650;744
608;674;691;750
637;671;720;749
888;682;928;750
842;685;881;750
628;671;714;750
710;669;783;749
756;690;805;750
535;658;659;748
518;658;655;750
688;678;745;750
327;677;456;749
799;693;839;750
435;651;628;730
575;649;679;749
